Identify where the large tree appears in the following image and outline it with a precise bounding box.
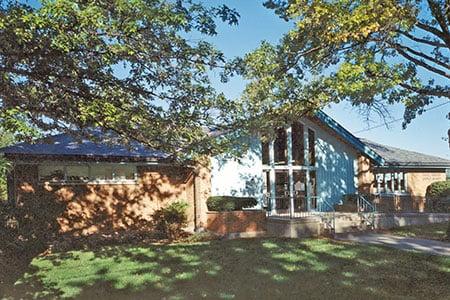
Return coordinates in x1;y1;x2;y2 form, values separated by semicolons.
243;0;449;126
0;0;241;160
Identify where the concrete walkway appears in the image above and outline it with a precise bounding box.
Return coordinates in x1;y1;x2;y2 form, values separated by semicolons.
335;232;450;256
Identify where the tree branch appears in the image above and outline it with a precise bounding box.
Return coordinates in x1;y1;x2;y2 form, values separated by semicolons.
399;83;450;98
389;41;450;70
396;30;447;48
416;22;450;48
391;44;450;79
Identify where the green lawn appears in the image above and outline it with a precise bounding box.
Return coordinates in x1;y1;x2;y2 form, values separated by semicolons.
388;222;449;241
2;238;450;299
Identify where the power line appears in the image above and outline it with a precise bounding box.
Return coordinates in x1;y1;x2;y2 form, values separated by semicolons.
354;101;450;134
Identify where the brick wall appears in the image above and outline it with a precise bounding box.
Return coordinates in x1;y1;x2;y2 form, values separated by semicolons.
12;162;212;236
206;210;266;235
356;155;447;212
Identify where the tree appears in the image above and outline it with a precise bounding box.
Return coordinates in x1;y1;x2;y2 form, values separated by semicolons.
248;0;449;126
0;0;241;160
0;130;16;200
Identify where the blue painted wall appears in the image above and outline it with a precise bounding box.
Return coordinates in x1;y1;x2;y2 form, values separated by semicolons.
302;118;358;205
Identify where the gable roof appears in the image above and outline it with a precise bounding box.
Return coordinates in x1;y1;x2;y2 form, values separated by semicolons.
360;138;450;168
314;111;385;165
0;131;169;161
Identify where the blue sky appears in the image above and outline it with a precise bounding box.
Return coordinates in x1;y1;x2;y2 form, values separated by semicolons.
207;0;449;159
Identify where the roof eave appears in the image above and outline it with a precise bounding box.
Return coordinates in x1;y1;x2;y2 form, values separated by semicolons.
314;111;385;165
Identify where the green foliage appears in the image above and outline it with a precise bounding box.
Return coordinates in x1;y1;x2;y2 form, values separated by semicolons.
0;130;17;200
248;0;450;128
0;0;242;160
426;180;450;212
426;180;450;199
152;201;189;239
206;196;257;211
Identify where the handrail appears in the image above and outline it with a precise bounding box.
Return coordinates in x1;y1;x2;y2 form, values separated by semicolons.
317;197;335;234
357;194;376;213
317;197;335;213
357;194;376;230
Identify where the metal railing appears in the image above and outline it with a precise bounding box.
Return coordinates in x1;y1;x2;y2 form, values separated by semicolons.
266;195;336;233
356;194;377;229
317;197;336;234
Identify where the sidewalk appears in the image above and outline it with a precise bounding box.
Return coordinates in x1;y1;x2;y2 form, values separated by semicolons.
335;232;450;256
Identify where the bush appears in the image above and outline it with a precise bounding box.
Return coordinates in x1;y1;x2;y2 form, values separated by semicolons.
152;201;188;240
426;180;450;212
206;196;257;211
426;180;450;198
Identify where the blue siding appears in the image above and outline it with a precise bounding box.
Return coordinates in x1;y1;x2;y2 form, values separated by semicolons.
303;118;357;205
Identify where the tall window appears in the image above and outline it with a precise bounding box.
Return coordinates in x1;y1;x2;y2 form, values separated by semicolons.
274;128;287;164
308;129;315;166
275;171;289;209
376;172;407;194
262;141;270;165
292;122;305;165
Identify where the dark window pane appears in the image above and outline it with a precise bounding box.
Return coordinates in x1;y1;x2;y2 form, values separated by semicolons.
274;128;287;165
292;122;305;165
262;141;270;165
293;170;307;211
275;171;289;209
308;129;315;166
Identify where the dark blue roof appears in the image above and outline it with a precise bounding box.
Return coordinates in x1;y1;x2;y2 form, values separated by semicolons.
315;111;385;165
0;132;169;161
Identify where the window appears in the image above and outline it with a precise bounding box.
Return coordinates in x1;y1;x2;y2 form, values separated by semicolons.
114;164;136;180
376;172;407;194
308;129;315;166
39;165;65;182
292;122;305;165
262;141;270;165
66;165;89;181
274;171;289;209
274;128;287;165
39;163;137;184
90;164;114;181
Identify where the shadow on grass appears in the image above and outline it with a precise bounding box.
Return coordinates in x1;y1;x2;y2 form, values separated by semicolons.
2;238;450;299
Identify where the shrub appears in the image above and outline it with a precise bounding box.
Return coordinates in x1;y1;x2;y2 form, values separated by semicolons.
426;180;450;212
426;180;450;199
152;201;188;240
206;196;257;211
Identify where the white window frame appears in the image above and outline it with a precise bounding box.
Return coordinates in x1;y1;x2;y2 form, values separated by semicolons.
261;122;317;214
376;171;408;195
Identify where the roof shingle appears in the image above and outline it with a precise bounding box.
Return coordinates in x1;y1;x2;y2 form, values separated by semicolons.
0;132;168;161
360;138;450;168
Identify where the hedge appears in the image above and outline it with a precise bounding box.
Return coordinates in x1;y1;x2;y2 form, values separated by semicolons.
206;196;257;211
426;180;450;199
426;180;450;212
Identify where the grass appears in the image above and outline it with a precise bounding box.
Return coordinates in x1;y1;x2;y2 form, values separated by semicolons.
2;238;450;299
388;222;449;241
